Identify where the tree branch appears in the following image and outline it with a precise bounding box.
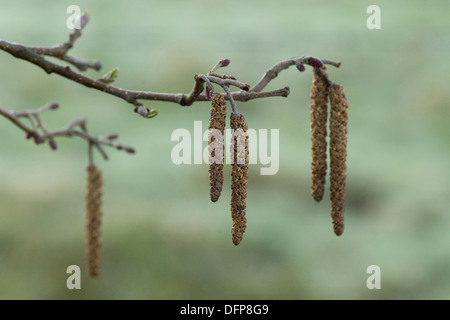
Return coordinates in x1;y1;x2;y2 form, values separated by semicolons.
0;39;290;112
0;13;341;120
0;103;135;160
250;56;341;93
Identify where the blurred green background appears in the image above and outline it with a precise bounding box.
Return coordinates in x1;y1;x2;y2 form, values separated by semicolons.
1;0;449;300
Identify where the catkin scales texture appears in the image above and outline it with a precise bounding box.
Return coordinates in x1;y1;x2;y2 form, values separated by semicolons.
310;68;329;202
328;84;348;236
208;93;227;202
230;113;249;246
86;165;103;277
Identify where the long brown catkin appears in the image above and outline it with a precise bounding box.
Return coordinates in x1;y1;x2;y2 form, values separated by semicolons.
310;67;329;202
230;113;249;246
208;93;227;202
328;84;348;236
86;164;103;277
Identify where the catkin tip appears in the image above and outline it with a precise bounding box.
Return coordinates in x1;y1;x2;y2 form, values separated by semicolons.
334;223;345;236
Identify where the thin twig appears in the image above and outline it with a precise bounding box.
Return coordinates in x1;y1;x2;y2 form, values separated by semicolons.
250;56;341;93
0;104;135;158
26;13;101;71
221;84;238;114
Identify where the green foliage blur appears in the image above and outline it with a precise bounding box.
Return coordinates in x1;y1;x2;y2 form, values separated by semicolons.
1;0;450;300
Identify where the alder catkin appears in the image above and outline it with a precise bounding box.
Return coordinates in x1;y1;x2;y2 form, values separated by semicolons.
328;84;348;236
86;164;103;277
310;67;329;202
230;113;249;246
208;93;227;202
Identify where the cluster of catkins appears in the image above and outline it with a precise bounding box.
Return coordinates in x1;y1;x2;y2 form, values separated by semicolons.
82;63;348;277
208;93;249;246
310;67;348;236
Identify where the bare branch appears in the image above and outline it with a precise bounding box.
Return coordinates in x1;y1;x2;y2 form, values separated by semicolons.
0;103;135;158
0;40;289;112
250;56;341;93
0;16;342;122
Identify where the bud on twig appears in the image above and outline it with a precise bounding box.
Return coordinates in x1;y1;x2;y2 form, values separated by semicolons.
78;12;90;30
328;84;348;236
308;57;323;68
48;138;58;151
33;135;43;145
134;105;158;119
230;113;249;246
106;133;119;140
98;68;119;84
219;59;230;68
135;105;148;117
86;164;103;277
123;146;136;154
310;68;329;202
49;103;59;110
208;93;227;202
296;62;306;72
210;58;231;74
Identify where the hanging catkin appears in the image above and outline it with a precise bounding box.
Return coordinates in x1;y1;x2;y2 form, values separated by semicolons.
86;164;103;277
230;113;249;246
328;84;348;236
208;93;227;202
310;67;329;202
